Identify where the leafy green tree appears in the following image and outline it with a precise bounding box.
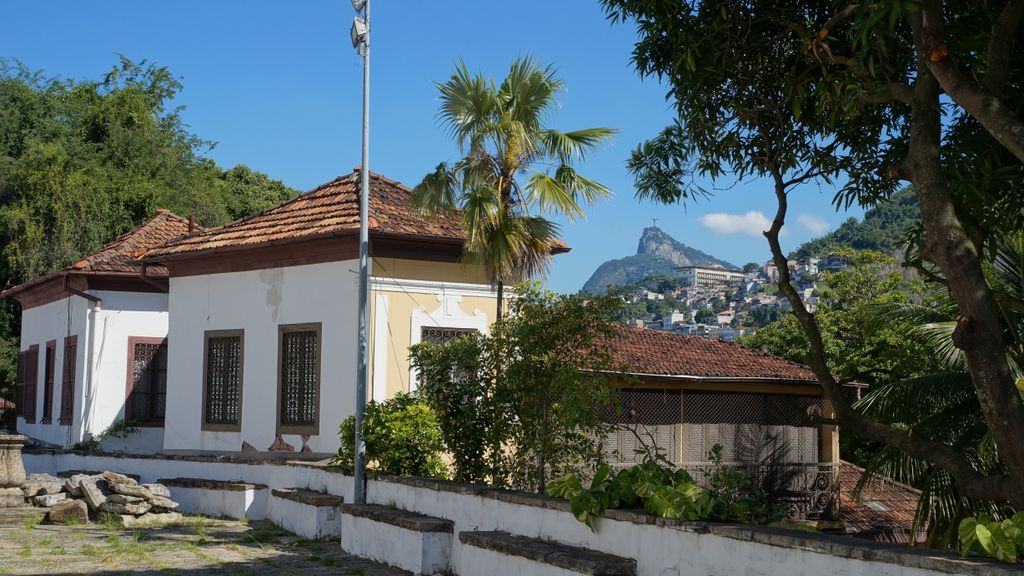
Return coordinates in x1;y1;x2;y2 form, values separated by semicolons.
742;262;761;274
600;0;1024;507
694;307;714;325
337;393;447;478
413;58;616;320
0;57;298;401
412;283;625;492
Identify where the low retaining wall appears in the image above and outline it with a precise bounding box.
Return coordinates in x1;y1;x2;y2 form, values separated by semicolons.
23;450;1022;576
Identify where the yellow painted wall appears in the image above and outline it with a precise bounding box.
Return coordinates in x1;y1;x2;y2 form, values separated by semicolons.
368;257;497;400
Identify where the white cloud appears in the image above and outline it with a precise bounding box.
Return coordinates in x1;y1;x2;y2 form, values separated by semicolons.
797;213;830;235
698;211;773;237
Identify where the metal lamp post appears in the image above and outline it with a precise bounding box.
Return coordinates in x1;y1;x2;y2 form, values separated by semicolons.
350;0;370;504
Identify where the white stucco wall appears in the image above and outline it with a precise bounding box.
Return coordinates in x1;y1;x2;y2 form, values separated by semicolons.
16;290;169;453
163;261;358;454
87;290;169;453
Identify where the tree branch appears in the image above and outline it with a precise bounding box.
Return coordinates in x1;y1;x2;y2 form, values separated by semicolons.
858;82;914;105
919;1;1024;164
759;140;1020;505
983;0;1024;95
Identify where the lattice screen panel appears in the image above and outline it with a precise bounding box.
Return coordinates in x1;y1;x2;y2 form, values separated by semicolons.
205;335;242;427
280;331;318;427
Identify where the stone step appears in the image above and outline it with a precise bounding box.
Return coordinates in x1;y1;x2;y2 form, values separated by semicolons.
269;488;344;540
157;478;268;520
459;531;636;576
340;504;453;575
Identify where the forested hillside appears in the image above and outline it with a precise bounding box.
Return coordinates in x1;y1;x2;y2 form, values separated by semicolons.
789;188;919;260
0;57;299;394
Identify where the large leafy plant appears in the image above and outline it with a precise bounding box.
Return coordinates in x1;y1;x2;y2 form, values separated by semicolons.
959;513;1024;563
547;445;780;531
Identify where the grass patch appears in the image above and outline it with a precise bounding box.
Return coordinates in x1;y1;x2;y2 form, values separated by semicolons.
18;543;31;558
21;515;41;531
245;522;291;544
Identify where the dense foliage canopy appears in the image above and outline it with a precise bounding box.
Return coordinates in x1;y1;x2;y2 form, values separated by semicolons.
0;57;298;397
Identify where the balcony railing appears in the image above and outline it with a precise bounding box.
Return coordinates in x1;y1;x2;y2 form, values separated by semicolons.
681;461;840;520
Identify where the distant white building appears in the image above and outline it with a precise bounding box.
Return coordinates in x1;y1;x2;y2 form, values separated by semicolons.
661;311;690;329
678;266;747;288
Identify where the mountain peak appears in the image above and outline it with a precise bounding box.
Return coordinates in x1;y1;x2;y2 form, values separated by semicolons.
582;227;737;293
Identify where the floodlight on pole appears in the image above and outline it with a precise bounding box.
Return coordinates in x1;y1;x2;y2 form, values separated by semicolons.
351;0;371;506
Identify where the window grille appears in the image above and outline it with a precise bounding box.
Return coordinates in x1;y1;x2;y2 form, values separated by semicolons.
42;342;55;423
421;326;477;345
127;340;167;423
203;331;243;431
59;338;76;425
278;325;320;434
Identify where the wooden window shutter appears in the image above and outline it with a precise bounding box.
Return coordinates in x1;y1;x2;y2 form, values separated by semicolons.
59;337;77;426
23;346;38;423
203;331;244;431
14;350;26;418
278;324;320;435
42;341;56;423
126;338;168;424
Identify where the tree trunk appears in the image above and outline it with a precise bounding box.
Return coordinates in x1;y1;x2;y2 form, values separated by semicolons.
903;67;1024;506
496;278;504;323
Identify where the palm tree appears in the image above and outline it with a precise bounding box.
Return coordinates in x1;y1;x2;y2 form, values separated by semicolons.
413;58;616;320
853;233;1024;547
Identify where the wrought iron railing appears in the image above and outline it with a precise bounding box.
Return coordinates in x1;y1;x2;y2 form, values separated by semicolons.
682;462;840;520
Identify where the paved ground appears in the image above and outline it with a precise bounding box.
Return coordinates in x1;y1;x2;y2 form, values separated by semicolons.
0;510;409;575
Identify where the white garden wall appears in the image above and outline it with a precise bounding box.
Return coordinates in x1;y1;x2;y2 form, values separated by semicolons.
22;451;1017;576
163;260;358;454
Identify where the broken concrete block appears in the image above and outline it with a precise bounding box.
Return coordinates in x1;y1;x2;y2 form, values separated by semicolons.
146;496;178;510
101;471;138;487
99;501;151;515
32;493;67;507
107;493;144;505
140;483;170;498
47;499;88;525
121;511;183;527
110;483;155;500
79;477;109;512
62;474;94;498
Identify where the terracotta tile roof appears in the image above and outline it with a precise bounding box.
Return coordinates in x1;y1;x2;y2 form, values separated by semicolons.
69;209;194;274
146;171;468;260
837;461;923;541
606;325;818;382
1;210;193;299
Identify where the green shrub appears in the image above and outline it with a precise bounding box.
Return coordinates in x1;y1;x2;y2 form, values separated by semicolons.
959;513;1024;563
547;444;780;531
336;393;447;478
70;418;141;452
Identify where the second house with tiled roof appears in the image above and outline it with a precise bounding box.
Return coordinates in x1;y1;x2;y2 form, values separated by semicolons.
144;170;531;454
2;210;196;451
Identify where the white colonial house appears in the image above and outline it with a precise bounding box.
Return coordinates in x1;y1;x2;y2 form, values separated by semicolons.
143;170;549;455
2;210;194;452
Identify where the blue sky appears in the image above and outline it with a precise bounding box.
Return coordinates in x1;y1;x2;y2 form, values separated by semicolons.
2;0;863;293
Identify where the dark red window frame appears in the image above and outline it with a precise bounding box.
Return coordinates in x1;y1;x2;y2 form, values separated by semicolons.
125;336;168;426
59;336;78;426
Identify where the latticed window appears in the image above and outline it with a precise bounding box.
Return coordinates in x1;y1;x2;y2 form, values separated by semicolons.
203;331;244;431
126;338;168;424
59;337;77;426
421;326;477;345
278;324;320;434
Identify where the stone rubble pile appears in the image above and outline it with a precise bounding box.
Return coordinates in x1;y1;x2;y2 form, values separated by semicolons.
20;472;182;526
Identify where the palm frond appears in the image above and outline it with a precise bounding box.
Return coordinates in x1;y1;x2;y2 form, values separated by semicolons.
412;163;460;215
540;128;617;164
